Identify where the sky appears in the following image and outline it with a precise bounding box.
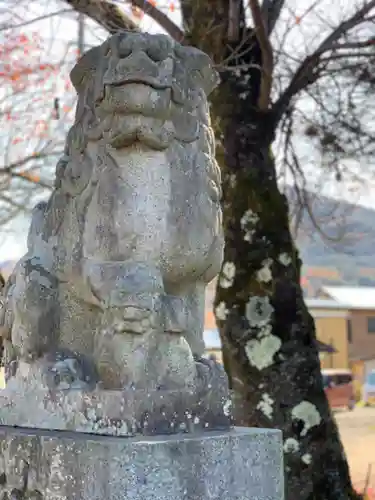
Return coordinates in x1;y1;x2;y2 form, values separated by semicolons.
1;0;375;262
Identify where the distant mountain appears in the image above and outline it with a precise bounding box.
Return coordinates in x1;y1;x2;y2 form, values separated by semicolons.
0;260;16;280
1;189;374;297
285;187;375;296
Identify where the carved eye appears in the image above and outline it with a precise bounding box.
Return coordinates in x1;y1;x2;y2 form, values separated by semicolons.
146;35;173;62
117;38;133;58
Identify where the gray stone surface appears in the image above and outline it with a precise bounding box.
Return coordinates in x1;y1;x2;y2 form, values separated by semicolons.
0;33;285;500
0;365;231;437
0;31;227;430
0;32;284;500
0;426;284;499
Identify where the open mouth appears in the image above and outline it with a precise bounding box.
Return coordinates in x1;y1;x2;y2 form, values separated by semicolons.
107;114;175;151
109;129;173;151
105;76;171;91
99;79;173;122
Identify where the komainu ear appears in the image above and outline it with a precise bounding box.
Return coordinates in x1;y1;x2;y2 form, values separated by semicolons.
175;45;220;97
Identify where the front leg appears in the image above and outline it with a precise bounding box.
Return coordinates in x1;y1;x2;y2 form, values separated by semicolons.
84;259;165;335
83;260;197;390
163;283;206;358
84;260;163;389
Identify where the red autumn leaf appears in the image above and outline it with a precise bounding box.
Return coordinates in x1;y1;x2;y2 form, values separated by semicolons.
18;34;29;44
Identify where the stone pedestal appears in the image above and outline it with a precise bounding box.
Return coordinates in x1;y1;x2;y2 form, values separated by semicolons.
0;426;283;499
0;32;285;500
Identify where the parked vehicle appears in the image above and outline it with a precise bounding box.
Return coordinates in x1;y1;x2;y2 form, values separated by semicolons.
363;369;375;406
322;369;356;411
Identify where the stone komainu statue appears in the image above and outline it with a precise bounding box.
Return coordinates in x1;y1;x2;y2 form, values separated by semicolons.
0;32;224;393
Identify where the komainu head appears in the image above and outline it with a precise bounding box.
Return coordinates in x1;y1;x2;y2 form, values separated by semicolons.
54;32;223;285
69;31;219;152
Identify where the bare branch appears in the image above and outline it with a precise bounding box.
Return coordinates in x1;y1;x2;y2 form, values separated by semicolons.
0;193;29;212
64;0;138;32
131;0;184;41
1;152;57;190
320;51;375;62
0;9;73;31
249;0;274;109
314;0;375;54
330;39;375;51
274;0;375;119
64;0;184;42
261;0;285;35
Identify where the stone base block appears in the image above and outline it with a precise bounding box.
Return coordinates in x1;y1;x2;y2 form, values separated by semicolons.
0;426;284;499
0;356;231;437
0;386;231;437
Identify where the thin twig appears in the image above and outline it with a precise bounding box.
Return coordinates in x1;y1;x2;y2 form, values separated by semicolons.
274;0;375;119
0;9;73;31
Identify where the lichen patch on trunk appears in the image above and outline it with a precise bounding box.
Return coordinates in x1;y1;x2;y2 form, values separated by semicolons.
219;262;236;289
301;453;312;465
240;209;259;242
256;393;274;419
215;301;228;321
283;438;300;453
256;258;273;283
245;335;281;370
291;401;321;436
246;296;274;327
278;252;292;267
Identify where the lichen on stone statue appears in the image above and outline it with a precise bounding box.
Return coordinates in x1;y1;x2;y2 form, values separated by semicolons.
0;32;230;436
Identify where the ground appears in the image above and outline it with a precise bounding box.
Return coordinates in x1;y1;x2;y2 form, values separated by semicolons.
336;407;375;495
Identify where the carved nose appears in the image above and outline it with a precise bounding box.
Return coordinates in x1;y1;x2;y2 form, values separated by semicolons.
118;33;173;62
103;49;164;87
118;51;160;79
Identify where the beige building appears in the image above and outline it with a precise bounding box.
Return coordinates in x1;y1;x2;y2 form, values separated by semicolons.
317;286;375;381
306;297;350;370
204;284;375;382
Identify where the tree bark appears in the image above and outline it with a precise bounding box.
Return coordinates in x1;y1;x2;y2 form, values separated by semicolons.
211;52;361;500
60;0;362;497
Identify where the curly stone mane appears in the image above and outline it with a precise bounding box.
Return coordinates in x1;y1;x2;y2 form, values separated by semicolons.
0;32;225;392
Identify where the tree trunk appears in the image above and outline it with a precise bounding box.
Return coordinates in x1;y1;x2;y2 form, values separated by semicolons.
176;0;360;496
62;0;361;496
212;70;361;499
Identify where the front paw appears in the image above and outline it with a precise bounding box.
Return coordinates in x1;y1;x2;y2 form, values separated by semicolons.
111;306;156;335
43;350;99;390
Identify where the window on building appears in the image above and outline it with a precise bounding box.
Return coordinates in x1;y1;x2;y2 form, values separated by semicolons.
335;374;353;385
347;319;353;344
367;317;375;334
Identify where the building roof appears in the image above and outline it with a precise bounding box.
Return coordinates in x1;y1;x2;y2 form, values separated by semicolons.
321;286;375;310
305;298;351;310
